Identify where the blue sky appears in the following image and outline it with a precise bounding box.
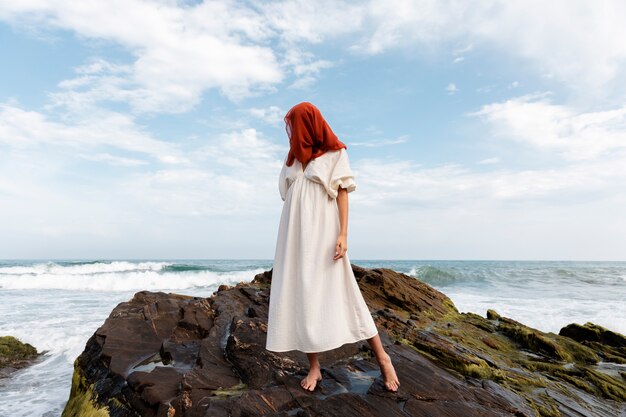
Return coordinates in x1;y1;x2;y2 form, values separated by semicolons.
1;1;625;260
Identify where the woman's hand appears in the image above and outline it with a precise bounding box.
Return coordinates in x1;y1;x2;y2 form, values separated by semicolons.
334;234;348;260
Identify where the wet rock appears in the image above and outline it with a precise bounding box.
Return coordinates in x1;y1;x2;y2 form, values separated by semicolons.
62;266;626;417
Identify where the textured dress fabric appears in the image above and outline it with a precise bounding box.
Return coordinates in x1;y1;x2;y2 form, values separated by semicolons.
265;148;379;353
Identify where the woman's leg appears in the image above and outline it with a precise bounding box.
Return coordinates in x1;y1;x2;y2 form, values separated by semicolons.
367;334;400;391
301;352;323;391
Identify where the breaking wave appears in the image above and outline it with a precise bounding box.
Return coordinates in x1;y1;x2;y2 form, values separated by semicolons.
0;261;266;291
407;265;462;286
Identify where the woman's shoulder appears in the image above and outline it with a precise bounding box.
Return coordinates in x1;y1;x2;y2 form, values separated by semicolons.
327;148;347;156
318;148;347;162
306;149;349;178
309;149;341;168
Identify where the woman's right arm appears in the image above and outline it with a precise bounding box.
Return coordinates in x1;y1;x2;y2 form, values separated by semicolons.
333;187;349;260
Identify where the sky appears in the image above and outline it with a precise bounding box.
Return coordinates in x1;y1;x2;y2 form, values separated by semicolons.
1;0;626;261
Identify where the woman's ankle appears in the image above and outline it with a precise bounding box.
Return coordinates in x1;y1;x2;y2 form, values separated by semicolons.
308;362;321;370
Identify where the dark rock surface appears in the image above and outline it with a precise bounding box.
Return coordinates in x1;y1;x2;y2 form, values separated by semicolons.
0;335;40;378
62;266;626;417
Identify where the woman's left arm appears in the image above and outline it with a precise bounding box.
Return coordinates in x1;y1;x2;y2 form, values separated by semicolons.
334;187;349;260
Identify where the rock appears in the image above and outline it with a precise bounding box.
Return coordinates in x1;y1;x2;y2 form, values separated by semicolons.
560;322;626;364
62;266;626;417
0;335;40;378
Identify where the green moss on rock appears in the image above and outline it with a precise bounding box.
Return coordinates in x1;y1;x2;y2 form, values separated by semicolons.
212;382;248;397
61;364;109;417
497;322;598;364
486;309;501;320
534;402;561;417
560;323;626;364
560;322;626;347
581;366;626;402
0;336;38;366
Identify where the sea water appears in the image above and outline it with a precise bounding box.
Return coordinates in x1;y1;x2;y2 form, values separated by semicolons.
0;259;624;416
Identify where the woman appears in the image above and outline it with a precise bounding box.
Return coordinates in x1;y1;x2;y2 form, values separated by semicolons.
265;102;400;392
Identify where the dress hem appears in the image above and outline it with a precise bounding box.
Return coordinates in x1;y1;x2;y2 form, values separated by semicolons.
265;329;379;354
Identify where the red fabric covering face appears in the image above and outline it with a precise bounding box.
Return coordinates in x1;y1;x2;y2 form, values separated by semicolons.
284;102;347;167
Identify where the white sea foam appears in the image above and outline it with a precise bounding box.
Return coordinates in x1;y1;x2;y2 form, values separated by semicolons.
0;354;72;417
0;268;265;291
0;261;170;276
446;290;626;336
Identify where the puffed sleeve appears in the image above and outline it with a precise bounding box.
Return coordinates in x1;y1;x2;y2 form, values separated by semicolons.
278;159;288;201
327;149;356;199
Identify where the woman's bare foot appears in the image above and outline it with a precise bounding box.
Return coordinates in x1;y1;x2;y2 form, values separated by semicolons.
300;366;322;391
378;352;400;392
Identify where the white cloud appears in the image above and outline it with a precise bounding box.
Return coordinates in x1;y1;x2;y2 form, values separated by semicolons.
196;128;286;168
78;152;147;167
451;43;472;63
351;135;409;147
2;0;624;113
352;1;626;93
0;103;184;163
113;128;287;217
477;157;500;165
352;0;462;54
467;1;626;93
249;106;285;127
0;124;288;257
282;48;334;89
0;1;353;111
453;43;474;55
472;93;626;160
351;101;626;205
348;151;626;260
476;85;495;94
262;1;626;95
446;83;459;95
261;0;364;44
354;158;623;220
0;1;283;112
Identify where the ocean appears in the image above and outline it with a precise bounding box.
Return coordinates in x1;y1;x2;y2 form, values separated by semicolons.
0;259;624;416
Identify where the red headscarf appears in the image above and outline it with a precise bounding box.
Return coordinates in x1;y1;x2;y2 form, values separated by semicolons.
284;102;347;167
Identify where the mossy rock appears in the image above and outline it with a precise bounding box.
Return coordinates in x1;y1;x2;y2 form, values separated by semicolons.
560;322;626;348
560;322;626;363
460;312;497;333
496;321;599;364
581;366;626;402
0;336;38;367
61;365;110;417
486;309;501;320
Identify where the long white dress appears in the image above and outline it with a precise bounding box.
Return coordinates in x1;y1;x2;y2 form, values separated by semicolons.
265;148;379;353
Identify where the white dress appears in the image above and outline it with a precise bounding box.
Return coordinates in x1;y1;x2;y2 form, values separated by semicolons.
265;148;379;353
